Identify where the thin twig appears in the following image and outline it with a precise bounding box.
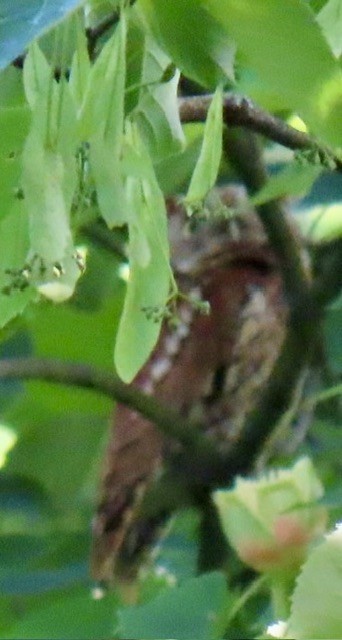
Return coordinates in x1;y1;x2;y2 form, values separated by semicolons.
85;0;137;58
179;93;342;172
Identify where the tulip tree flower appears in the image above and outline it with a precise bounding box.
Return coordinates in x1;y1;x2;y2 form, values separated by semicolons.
213;457;327;618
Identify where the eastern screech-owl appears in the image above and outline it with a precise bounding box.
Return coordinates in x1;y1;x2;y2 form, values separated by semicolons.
91;186;288;585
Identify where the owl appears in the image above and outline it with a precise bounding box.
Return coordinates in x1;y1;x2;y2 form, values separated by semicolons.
91;186;288;587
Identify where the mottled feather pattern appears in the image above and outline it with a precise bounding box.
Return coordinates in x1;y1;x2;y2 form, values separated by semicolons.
91;188;288;585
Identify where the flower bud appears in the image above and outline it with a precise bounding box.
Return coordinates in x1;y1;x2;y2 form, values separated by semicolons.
213;457;327;576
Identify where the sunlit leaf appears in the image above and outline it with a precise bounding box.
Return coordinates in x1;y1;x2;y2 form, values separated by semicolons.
286;525;342;639
134;36;185;161
21;44;81;301
68;19;91;114
85;13;128;226
0;0;84;71
206;0;342;147
185;84;223;211
316;0;342;58
299;201;342;241
114;128;171;382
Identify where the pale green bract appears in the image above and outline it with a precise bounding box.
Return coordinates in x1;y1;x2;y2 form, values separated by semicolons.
185;84;223;213
21;43;81;302
133;35;185;162
114;126;171;383
87;10;128;227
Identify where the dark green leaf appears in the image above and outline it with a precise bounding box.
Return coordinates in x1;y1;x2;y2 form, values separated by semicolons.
252;162;323;206
5;587;119;639
118;571;230;640
138;0;236;88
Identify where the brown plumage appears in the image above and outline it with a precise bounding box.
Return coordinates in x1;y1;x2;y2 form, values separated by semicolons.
91;187;288;586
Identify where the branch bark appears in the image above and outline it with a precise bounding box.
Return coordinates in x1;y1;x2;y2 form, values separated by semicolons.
179;93;342;172
0;357;223;470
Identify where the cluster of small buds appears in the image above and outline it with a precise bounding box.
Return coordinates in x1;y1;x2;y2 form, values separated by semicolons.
1;250;86;297
141;304;174;324
1;254;47;295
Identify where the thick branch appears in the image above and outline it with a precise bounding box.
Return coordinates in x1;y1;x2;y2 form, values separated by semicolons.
0;357;222;467
179;93;342;172
223;128;310;306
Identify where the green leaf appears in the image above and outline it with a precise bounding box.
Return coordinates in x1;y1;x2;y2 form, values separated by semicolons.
5;587;119;639
117;571;230;640
138;0;236;88
83;14;128;227
0;67;26;108
114;128;171;382
252;163;323;206
68;19;91;112
79;16;126;140
206;0;342;147
0;106;30;222
285;525;342;639
133;36;185;161
0;0;84;71
316;0;342;58
185;84;223;210
0;205;34;328
21;44;82;301
299;201;342;241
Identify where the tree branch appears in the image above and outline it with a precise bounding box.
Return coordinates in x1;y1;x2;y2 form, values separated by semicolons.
179;93;342;172
223;128;311;307
85;0;137;58
0;357;223;469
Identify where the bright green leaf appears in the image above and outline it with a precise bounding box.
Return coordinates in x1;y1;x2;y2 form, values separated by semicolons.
68;19;91;113
21;44;81;301
0;0;84;71
316;0;342;58
80;15;126;140
117;571;230;640
85;13;128;226
185;84;223;210
0;205;34;328
133;36;185;161
285;525;342;639
252;163;323;206
206;0;342;147
138;0;236;88
299;201;342;241
114;128;171;382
